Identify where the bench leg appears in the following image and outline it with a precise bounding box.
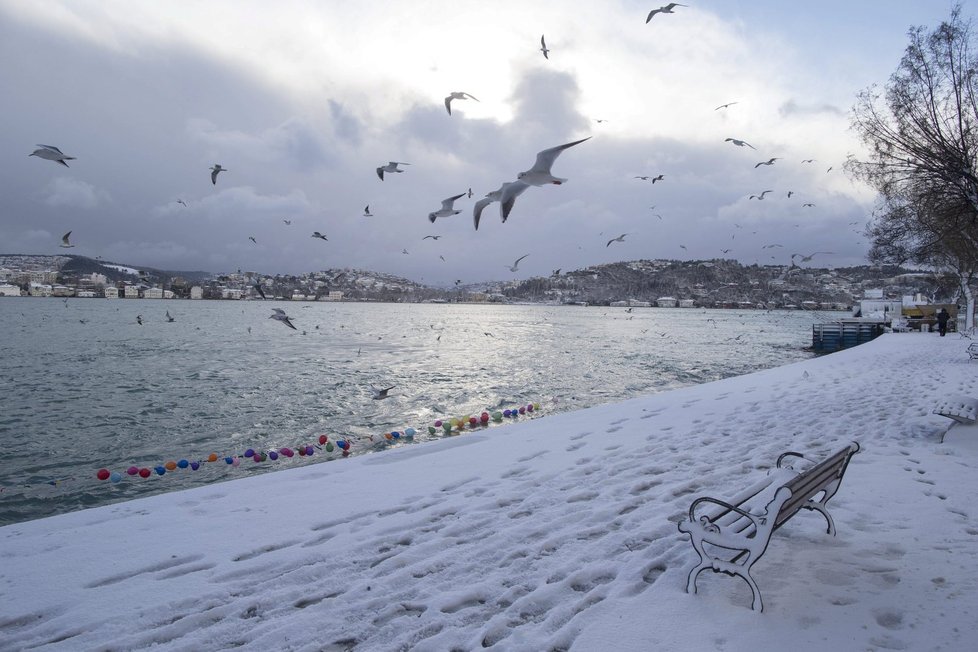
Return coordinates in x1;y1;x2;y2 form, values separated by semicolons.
804;501;837;535
686;557;765;612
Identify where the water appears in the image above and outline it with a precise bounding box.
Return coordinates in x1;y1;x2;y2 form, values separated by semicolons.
0;298;842;525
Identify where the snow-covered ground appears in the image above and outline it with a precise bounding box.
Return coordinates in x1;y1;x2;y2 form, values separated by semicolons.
2;334;977;651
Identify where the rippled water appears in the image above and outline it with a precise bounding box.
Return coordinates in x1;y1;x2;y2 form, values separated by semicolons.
0;298;841;525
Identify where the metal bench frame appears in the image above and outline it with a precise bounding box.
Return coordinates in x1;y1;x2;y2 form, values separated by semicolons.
968;342;978;360
677;442;860;612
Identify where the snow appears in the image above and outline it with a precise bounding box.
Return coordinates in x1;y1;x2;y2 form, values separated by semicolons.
2;334;978;651
101;264;141;275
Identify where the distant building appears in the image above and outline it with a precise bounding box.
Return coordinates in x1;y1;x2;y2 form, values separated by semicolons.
104;286;120;298
190;286;203;299
143;287;163;299
76;290;96;298
221;288;242;300
656;297;678;307
0;283;21;296
679;299;696;308
29;283;52;297
324;290;344;301
124;285;140;298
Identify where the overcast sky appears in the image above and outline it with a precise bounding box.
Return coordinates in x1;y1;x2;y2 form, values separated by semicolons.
0;1;962;286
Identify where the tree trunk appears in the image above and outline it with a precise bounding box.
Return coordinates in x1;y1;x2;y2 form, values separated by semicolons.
961;277;976;333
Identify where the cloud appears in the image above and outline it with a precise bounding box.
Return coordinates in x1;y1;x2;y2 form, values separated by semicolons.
778;99;846;118
43;177;110;208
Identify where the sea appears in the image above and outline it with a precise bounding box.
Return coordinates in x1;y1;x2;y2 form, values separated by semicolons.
0;298;845;526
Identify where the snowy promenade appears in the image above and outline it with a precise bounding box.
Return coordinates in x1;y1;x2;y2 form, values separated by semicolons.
2;334;977;651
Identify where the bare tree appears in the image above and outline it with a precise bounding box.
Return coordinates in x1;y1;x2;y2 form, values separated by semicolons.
849;5;978;330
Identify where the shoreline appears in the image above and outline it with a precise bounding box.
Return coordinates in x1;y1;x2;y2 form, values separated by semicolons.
2;334;977;651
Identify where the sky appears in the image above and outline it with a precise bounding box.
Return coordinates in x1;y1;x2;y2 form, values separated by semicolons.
2;333;976;650
0;0;964;286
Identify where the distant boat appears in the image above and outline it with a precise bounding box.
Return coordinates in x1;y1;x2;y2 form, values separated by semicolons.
679;299;696;308
656;296;678;308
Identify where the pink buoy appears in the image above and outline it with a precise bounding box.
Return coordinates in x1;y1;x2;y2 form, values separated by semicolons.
126;466;139;476
231;457;240;467
434;420;443;427
96;468;110;481
519;406;526;414
280;447;294;458
253;454;262;462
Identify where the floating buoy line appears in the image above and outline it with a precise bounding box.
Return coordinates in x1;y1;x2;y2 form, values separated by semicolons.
1;402;543;496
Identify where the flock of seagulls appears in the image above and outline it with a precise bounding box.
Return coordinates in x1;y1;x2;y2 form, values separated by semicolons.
28;5;853;297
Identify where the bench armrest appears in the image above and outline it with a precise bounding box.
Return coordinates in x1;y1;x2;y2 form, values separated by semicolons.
776;451;806;469
689;496;762;526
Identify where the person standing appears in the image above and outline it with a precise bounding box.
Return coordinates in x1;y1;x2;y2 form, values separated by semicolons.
936;308;950;337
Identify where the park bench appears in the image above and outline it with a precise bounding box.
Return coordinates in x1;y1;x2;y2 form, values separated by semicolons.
968;342;978;360
677;442;860;612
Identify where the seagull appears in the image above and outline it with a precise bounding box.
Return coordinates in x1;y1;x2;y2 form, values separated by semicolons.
269;307;297;330
60;231;75;248
248;236;257;244
473;181;530;229
540;34;550;59
787;191;794;198
176;199;188;207
376;161;409;180
715;101;738;110
422;235;441;240
724;138;756;149
606;233;629;247
402;248;409;255
508;254;530;272
802;202;816;207
371;385;395;400
209;164;226;185
646;3;687;22
754;157;779;168
552;268;561;277
363;205;372;217
635;176;654;181
445;91;479;115
136;314;143;326
517;137;591;186
679;244;687;250
467;188;473;198
311;231;328;241
283;219;292;225
428;193;466;223
792;251;835;263
721;248;732;254
254;283;266;300
802;159;816;163
749;190;773;200
651;174;665;183
165;311;175;322
30;144;75;167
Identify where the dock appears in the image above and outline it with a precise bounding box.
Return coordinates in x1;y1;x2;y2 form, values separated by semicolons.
812;320;885;352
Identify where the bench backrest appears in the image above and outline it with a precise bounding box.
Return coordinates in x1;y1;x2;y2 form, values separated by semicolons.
774;443;859;528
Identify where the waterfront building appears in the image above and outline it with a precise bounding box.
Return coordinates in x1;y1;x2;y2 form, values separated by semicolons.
104;286;119;298
0;283;21;296
190;286;203;300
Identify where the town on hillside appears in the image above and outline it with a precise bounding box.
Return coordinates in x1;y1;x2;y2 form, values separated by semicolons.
0;254;960;311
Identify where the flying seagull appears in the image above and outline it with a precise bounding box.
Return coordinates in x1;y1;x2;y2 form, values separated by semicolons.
311;231;328;241
371;385;395;400
445;91;479;115
540;34;550;59
176;199;188;207
402;248;409;255
749;190;773;200
473;181;530;229
422;235;441;240
283;219;291;225
606;233;629;247
376;161;409;180
209;164;226;185
136;314;143;326
269;308;297;330
248;236;257;244
30;144;75;167
802;159;816;163
508;254;530;272
646;3;687;22
792;251;835;263
428;192;466;223
651;174;665;183
802;202;816;207
724;138;756;150
254;283;266;300
60;231;75;248
517;136;591;186
754;157;779;168
715;101;738;110
363;205;372;217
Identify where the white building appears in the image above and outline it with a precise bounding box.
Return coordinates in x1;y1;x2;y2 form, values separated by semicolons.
656;297;678;308
104;286;120;298
0;283;21;296
124;285;140;298
190;286;203;299
143;288;164;299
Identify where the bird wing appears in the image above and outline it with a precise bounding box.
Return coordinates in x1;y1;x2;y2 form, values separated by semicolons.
515;254;529;266
499;181;529;222
464;93;479;101
211;168;219;184
62;231;71;242
376;167;384;180
528;137;591;174
38;144;64;154
282;317;297;330
272;308;286;315
606;238;614;247
441;193;466;210
646;8;661;22
444;96;453;115
473;197;494;230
